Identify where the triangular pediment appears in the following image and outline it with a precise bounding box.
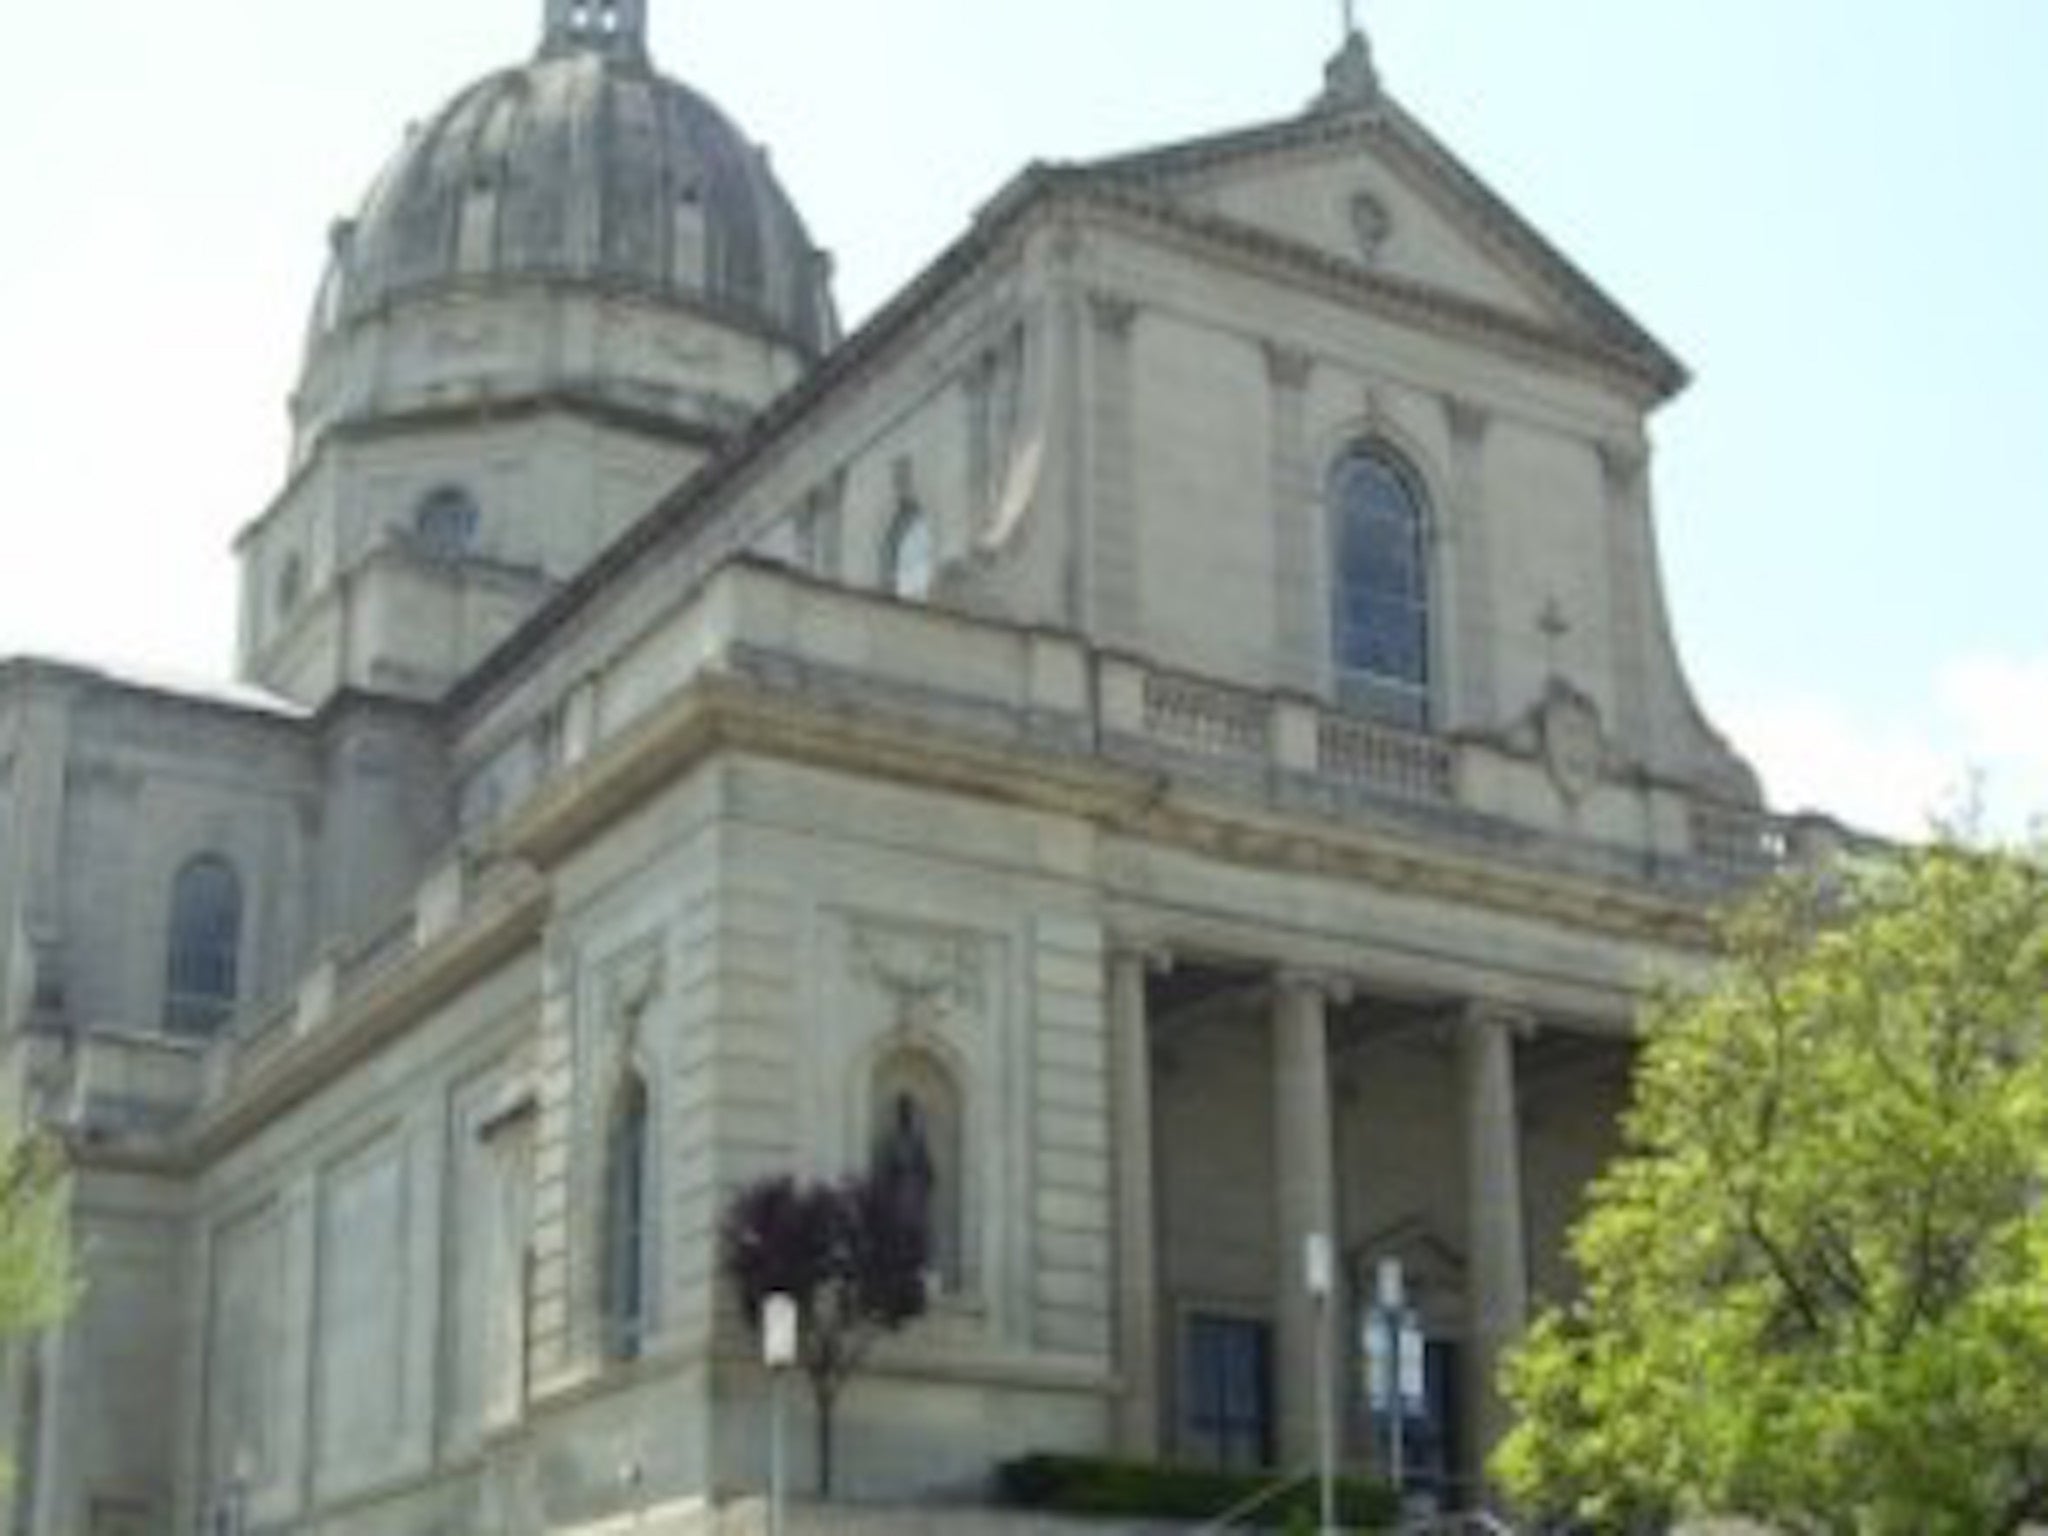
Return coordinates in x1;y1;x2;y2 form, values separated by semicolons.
1084;94;1684;390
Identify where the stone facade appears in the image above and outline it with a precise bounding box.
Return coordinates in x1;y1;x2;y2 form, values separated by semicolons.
0;7;1853;1535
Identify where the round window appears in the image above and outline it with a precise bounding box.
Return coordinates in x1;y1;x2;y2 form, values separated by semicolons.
414;485;480;560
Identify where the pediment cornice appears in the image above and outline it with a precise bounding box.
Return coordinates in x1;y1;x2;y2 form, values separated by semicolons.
1080;97;1688;398
1047;172;1681;401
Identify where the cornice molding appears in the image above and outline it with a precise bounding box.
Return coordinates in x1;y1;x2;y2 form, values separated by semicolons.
1060;176;1677;401
1082;96;1687;393
79;864;553;1174
498;667;1721;958
79;658;1723;1177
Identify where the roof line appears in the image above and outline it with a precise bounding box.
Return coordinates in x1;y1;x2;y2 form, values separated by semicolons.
447;164;1052;716
449;156;1685;718
1079;94;1686;389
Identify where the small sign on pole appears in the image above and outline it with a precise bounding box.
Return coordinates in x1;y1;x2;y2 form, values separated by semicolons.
1375;1256;1405;1311
1396;1314;1427;1416
763;1292;797;1536
763;1293;798;1369
1304;1232;1333;1299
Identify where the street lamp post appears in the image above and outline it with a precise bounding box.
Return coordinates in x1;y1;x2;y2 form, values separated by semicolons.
763;1292;798;1536
1305;1232;1336;1536
1369;1258;1425;1512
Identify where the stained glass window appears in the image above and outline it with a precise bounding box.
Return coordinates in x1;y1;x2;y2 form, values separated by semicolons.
1330;448;1431;728
601;1071;650;1361
164;856;242;1036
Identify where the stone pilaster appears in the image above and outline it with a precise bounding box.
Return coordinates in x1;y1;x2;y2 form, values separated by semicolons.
1445;396;1496;731
0;679;72;1026
1265;341;1321;693
1600;441;1655;750
1271;971;1341;1469
1108;948;1161;1457
1458;1002;1531;1474
1086;291;1141;646
524;938;580;1392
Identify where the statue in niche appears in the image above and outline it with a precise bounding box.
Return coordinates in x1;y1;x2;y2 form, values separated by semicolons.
875;1091;936;1246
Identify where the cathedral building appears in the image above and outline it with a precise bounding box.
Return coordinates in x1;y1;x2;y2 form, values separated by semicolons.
0;3;1831;1530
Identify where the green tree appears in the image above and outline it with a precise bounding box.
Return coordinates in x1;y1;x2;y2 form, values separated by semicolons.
0;1124;73;1499
721;1172;928;1497
1496;843;2048;1535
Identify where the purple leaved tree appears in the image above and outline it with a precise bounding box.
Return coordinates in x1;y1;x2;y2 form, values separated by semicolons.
720;1172;930;1496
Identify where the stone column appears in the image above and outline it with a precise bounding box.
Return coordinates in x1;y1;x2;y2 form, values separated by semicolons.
1272;972;1341;1470
1108;949;1161;1457
1459;1003;1531;1474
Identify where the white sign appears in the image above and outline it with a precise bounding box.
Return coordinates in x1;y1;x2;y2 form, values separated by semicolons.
763;1293;799;1369
1397;1315;1427;1413
1304;1232;1333;1298
1375;1256;1405;1311
1363;1314;1392;1411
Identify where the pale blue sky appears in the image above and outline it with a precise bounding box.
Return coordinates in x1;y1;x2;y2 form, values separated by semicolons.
0;1;2042;834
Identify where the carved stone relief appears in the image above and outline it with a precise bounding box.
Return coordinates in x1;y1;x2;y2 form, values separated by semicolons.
1349;191;1394;265
1536;680;1610;805
848;914;987;1036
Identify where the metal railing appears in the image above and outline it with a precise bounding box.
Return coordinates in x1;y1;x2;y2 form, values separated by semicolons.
1179;1471;1522;1535
1188;1468;1319;1533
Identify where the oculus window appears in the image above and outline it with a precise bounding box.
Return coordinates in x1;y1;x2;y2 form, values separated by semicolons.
163;855;242;1036
1329;446;1431;729
413;485;481;561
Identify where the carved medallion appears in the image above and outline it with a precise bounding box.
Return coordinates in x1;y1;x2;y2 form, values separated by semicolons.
1350;192;1393;265
1538;681;1607;804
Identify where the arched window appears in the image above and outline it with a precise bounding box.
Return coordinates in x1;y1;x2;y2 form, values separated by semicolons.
600;1070;650;1361
881;503;933;601
870;1051;964;1291
413;485;480;561
163;855;242;1037
1329;446;1432;728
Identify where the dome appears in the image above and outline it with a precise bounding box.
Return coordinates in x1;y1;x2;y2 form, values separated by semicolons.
308;4;836;360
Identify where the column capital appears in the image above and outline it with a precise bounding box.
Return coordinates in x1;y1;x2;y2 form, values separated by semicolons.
1262;338;1315;390
1088;289;1140;337
1275;966;1355;1007
1108;944;1175;978
1598;438;1648;494
1462;997;1538;1039
1445;394;1491;446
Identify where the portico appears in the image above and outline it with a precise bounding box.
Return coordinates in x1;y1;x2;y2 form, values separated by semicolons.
1108;943;1634;1502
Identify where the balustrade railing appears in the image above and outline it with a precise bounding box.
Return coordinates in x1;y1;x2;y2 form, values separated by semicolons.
1141;671;1273;759
1132;664;1457;807
1688;799;1791;876
1317;714;1456;802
